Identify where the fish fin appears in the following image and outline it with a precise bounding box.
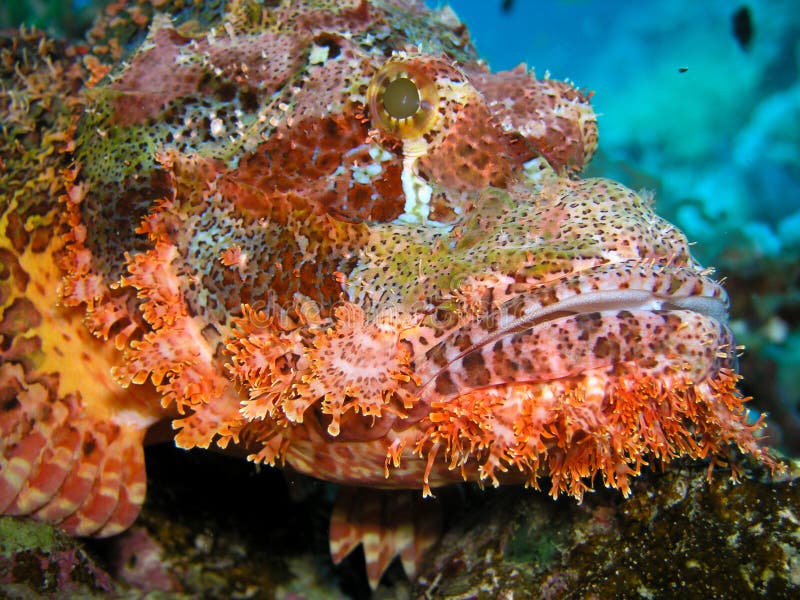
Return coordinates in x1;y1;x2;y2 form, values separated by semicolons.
0;362;150;537
329;486;442;589
0;25;161;538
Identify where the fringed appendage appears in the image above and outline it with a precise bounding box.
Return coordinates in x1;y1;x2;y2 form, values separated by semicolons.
414;364;782;500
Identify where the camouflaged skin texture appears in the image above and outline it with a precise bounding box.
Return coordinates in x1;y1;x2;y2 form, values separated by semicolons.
0;0;778;588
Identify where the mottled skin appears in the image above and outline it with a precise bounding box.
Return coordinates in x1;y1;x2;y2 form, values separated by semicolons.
0;0;778;589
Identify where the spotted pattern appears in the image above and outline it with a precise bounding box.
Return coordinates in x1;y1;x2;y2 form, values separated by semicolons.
0;28;158;539
0;0;779;591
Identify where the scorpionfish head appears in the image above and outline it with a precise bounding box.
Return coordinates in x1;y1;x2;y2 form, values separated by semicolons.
54;0;771;506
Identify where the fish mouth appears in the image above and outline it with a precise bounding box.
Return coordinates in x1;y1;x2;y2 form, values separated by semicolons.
415;260;732;400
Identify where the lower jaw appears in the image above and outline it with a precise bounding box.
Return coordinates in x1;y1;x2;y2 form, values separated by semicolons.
418;308;734;406
280;318;759;497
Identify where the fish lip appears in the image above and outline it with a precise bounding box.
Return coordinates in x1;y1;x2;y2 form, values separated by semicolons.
415;261;731;393
500;286;730;332
516;263;727;325
510;288;728;331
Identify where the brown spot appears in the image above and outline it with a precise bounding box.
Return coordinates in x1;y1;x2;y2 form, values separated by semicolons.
427;346;449;368
434;370;459;396
0;248;30;291
454;332;473;353
3;211;29;254
0;297;42;337
83;439;96;456
574;312;602;341
640;357;659;369
661;313;684;331
539;288;560;306
593;336;620;361
461;351;491;387
1;396;20;412
1;334;42;371
30;225;54;253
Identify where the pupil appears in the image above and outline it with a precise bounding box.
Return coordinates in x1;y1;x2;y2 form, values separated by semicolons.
382;77;420;119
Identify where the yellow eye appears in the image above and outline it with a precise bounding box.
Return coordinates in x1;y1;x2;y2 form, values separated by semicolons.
367;58;440;140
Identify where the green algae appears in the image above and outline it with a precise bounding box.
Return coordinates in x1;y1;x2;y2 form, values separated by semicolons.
416;458;800;599
0;516;61;557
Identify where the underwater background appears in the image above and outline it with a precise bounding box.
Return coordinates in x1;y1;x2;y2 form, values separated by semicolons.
1;2;799;597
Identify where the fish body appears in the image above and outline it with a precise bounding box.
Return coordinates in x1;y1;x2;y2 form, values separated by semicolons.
0;0;775;587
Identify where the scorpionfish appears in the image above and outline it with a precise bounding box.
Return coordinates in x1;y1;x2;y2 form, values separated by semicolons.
0;0;777;588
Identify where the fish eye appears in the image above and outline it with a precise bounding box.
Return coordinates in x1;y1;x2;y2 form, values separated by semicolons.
382;77;419;119
368;58;439;140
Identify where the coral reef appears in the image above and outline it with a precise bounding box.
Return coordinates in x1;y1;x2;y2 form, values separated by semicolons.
0;516;116;597
415;459;800;599
4;453;800;598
